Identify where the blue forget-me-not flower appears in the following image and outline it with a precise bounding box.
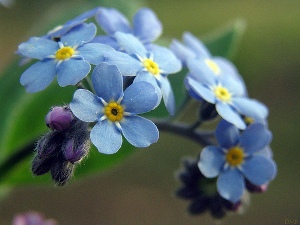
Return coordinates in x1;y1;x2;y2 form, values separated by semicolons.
104;32;182;115
171;32;247;94
186;58;267;129
18;22;113;93
70;62;159;154
198;120;277;203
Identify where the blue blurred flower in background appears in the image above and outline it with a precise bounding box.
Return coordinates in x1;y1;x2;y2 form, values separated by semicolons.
94;7;162;50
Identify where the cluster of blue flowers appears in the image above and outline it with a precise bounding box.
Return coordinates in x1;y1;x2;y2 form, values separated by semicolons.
17;6;277;219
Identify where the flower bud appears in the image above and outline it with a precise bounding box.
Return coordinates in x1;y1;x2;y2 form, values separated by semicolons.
36;132;63;158
45;106;74;131
63;138;90;164
199;101;218;121
32;155;54;176
50;159;75;186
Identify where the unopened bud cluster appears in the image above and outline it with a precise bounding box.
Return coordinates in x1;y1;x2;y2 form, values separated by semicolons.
32;106;90;185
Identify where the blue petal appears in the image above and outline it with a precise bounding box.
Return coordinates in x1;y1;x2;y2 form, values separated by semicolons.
61;23;96;46
232;97;269;121
170;39;196;65
242;155;277;185
91;35;120;50
18;37;58;59
121;115;159;147
187;58;215;86
96;7;131;35
92;62;123;102
57;58;91;86
240;123;272;154
70;89;103;122
217;168;244;203
255;146;273;158
152;45;182;74
187;77;216;103
20;59;56;93
159;76;175;115
216;102;246;130
183;32;211;57
184;76;203;101
64;7;99;28
49;7;100;38
77;43;114;65
90;120;123;154
105;51;141;76
114;32;147;56
134;72;162;107
215;120;240;149
133;8;162;42
198;146;225;178
122;81;158;114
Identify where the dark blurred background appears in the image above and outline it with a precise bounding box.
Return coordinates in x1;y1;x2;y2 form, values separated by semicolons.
0;0;300;224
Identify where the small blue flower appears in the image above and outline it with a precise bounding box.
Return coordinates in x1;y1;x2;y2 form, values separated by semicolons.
198;120;277;203
94;7;162;50
18;23;114;93
186;58;267;129
69;62;159;154
104;32;182;115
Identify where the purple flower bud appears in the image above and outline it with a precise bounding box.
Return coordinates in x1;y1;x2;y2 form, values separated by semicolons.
63;138;89;164
45;106;74;131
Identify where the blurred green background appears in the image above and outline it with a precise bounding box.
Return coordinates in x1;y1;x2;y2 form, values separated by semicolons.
0;0;299;224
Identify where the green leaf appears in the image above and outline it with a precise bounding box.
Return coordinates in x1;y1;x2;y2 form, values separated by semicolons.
204;19;246;59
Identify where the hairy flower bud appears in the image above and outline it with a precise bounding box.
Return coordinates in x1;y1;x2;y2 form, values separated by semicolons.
45;106;74;131
32;106;90;185
63;138;90;164
50;159;75;186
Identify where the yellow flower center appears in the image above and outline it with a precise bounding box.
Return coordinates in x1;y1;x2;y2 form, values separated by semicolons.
143;59;160;76
244;116;254;125
226;146;244;167
213;85;232;103
55;46;75;60
105;102;124;122
205;59;220;75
